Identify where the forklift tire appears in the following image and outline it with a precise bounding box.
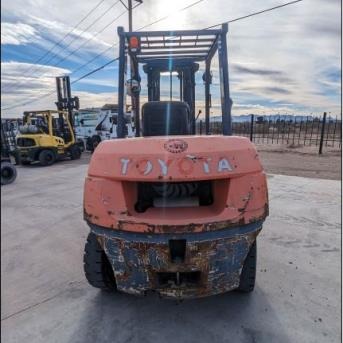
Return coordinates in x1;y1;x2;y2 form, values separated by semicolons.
70;145;81;160
39;150;56;166
77;141;85;153
83;233;117;291
237;241;257;293
1;162;17;185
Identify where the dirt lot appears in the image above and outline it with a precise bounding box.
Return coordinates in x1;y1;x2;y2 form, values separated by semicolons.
256;144;341;180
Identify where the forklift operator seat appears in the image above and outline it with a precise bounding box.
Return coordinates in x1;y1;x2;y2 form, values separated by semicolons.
142;101;191;137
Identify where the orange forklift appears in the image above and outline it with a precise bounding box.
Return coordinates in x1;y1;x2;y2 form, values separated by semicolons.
83;25;269;298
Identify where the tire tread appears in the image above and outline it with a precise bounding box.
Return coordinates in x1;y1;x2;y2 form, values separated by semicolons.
83;233;117;291
237;241;257;293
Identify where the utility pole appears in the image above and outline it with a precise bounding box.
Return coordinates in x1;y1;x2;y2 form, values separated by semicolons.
120;0;142;29
120;0;142;136
128;0;133;31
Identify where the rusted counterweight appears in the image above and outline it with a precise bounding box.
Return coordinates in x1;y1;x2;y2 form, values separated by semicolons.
84;135;269;298
92;222;262;298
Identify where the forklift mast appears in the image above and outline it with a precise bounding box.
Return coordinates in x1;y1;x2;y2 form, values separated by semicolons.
1;120;18;160
116;24;233;138
1;123;11;159
55;76;79;130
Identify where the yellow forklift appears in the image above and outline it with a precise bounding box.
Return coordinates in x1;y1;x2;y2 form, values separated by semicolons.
16;110;81;166
16;76;82;166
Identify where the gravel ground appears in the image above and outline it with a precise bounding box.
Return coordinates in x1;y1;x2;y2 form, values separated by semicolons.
256;144;341;180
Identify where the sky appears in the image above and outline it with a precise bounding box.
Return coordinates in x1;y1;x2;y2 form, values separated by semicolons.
1;0;341;118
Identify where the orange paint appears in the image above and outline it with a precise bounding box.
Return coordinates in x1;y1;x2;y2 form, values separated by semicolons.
84;135;269;233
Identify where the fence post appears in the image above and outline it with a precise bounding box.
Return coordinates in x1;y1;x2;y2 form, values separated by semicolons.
319;112;327;154
250;114;254;141
199;120;203;135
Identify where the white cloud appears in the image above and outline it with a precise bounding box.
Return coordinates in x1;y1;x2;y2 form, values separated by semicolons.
1;90;117;118
1;61;118;117
1;62;70;114
1;22;39;45
27;15;113;51
76;78;116;88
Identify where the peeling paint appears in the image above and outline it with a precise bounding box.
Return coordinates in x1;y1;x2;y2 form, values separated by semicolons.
91;222;262;298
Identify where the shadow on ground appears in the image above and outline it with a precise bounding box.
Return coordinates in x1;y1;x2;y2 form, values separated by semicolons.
68;285;290;343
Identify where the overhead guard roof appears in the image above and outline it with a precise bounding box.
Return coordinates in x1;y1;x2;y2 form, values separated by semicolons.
119;26;227;64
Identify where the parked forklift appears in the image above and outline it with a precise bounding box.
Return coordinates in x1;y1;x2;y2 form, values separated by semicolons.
1;121;17;185
83;25;269;298
16;76;82;166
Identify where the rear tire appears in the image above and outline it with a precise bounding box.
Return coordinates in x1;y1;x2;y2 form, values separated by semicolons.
237;241;257;293
77;140;85;153
83;233;117;291
70;145;81;160
1;162;17;185
39;150;55;166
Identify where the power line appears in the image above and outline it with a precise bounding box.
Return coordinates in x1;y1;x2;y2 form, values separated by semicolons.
6;0;205;97
45;0;122;67
71;1;144;75
71;0;208;76
1;90;57;111
1;58;121;111
2;0;304;111
71;44;117;75
205;0;304;29
52;11;126;69
71;58;119;84
2;2;140;110
8;0;108;81
5;0;122;93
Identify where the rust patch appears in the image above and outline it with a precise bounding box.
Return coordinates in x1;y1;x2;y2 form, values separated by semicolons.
97;228;261;299
84;210;93;221
117;213;266;234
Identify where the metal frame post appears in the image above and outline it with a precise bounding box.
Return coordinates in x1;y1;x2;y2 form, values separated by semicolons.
133;60;141;137
250;114;254;141
191;68;196;134
205;61;210;135
218;23;232;135
179;70;183;101
169;71;172;100
117;27;126;139
147;69;154;101
319;112;327;154
55;78;62;108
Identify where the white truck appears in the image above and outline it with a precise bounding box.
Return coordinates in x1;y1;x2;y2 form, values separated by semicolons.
74;104;135;152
